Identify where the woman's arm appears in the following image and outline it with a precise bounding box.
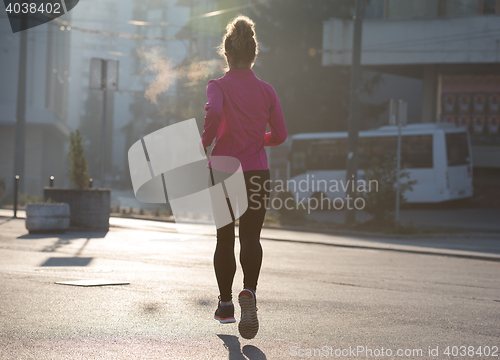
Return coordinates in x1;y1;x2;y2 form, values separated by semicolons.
264;89;287;146
201;81;224;149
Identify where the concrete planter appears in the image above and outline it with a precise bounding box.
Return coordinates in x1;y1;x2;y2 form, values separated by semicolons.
26;203;70;233
44;188;110;230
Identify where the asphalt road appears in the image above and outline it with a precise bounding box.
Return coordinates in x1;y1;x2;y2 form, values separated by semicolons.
0;216;499;359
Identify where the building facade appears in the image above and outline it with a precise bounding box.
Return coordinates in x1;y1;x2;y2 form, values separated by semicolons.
0;15;72;196
322;0;500;169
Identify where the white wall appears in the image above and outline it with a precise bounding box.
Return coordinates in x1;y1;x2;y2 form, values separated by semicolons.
322;15;500;66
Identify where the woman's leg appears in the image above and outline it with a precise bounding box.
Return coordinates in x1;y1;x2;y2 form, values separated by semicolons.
238;170;270;292
213;200;236;302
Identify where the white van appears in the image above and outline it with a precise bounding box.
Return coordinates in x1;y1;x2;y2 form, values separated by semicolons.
287;123;473;203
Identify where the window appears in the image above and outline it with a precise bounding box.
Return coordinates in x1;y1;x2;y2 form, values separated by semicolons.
290;138;347;177
446;133;470;166
445;0;478;16
290;134;433;177
482;0;498;13
370;136;397;161
369;135;433;169
357;137;374;170
402;135;434;168
364;0;385;19
372;0;499;19
309;139;347;171
290;140;308;177
387;0;437;18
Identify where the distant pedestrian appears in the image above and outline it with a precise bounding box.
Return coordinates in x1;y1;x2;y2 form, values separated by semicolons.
201;15;287;339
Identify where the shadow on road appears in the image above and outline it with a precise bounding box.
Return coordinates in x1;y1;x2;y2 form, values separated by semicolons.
18;231;107;241
242;345;267;359
217;334;267;359
0;217;13;225
17;231;107;254
39;257;93;267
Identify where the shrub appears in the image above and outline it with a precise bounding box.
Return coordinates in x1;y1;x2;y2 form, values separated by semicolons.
18;194;55;206
361;154;417;222
273;190;306;222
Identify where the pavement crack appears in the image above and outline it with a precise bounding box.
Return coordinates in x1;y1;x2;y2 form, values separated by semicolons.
319;280;500;302
326;281;366;288
319;280;386;291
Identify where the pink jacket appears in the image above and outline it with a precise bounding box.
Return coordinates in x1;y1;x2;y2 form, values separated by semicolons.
201;68;287;172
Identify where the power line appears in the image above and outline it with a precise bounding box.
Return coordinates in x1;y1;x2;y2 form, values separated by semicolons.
51;18;178;41
189;1;263;20
68;17;178;28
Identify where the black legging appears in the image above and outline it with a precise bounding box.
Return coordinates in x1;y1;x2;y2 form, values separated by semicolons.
213;169;270;302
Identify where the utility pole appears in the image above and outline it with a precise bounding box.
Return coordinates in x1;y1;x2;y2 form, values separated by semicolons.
101;60;108;189
13;15;28;194
90;58;119;189
390;99;407;226
345;0;364;224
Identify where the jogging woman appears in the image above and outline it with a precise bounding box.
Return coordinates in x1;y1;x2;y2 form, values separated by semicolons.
201;15;287;340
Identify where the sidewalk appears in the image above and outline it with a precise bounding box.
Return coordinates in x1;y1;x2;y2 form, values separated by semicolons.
2;209;499;262
109;190;500;232
308;208;500;232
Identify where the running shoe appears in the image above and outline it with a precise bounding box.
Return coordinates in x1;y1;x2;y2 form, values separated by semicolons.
214;297;236;324
238;289;259;339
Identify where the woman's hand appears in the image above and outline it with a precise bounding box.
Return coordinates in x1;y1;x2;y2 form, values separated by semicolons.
199;140;208;157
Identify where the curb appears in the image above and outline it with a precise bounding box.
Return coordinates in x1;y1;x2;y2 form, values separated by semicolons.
105;215;500;262
3;209;500;240
107;214;500;240
260;236;500;263
263;223;500;240
2;211;499;262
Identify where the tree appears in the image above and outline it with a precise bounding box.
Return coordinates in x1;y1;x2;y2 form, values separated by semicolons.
249;0;384;134
0;178;5;204
68;130;90;189
273;190;306;223
361;154;417;222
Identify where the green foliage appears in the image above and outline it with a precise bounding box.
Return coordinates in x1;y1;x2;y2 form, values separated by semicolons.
250;0;384;134
161;207;173;217
17;194;55;206
263;211;280;226
79;91;104;178
68;129;89;189
0;178;5;204
362;154;417;222
273;190;307;223
20;193;43;206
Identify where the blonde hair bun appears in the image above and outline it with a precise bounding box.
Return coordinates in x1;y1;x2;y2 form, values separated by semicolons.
219;15;258;68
